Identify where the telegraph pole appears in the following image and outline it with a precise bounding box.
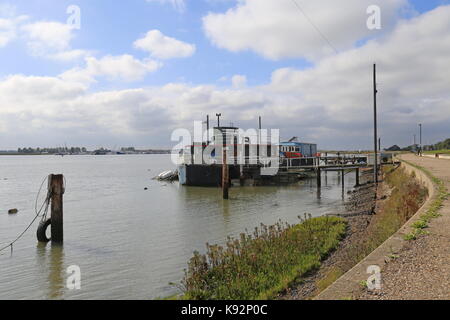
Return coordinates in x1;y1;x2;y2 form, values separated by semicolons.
419;123;422;155
373;64;378;184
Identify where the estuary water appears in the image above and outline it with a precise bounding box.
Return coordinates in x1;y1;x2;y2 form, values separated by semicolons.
0;155;356;300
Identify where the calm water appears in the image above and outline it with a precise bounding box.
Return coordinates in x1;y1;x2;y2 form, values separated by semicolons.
0;155;355;300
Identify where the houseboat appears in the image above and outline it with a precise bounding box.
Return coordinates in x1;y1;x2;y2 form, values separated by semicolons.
178;126;279;186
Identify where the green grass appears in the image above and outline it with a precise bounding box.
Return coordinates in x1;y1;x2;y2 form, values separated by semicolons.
401;159;449;241
424;149;450;155
180;215;347;300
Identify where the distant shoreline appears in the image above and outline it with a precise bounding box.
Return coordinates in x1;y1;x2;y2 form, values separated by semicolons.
0;152;172;156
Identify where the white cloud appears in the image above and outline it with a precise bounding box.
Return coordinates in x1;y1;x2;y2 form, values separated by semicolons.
60;54;162;84
1;6;450;149
21;21;89;61
48;49;92;62
203;0;408;60
231;74;247;88
22;21;73;52
0;14;27;47
134;29;196;59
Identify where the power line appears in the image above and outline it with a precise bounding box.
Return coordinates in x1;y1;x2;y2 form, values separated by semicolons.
289;0;339;55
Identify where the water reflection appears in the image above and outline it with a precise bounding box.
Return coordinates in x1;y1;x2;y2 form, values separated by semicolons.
1;156;358;299
36;243;65;299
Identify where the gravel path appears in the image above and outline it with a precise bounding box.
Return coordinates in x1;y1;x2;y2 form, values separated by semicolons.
359;154;450;300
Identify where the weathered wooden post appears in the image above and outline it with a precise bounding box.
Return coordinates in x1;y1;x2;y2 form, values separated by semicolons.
222;149;229;200
316;168;321;188
50;174;64;243
355;168;360;187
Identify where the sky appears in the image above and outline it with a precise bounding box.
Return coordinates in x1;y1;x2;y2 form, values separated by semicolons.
0;0;449;150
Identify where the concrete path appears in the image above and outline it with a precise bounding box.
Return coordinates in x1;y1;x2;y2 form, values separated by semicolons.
361;154;450;300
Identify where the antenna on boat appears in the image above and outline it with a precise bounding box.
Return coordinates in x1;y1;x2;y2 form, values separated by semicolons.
206;115;210;144
216;113;222;127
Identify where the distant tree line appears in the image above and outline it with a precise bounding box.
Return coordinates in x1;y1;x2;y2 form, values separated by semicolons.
429;138;450;150
385;137;450;152
17;147;87;154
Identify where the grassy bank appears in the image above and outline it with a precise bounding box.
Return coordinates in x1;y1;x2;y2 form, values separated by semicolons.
401;159;449;240
317;165;428;293
180;216;346;300
350;166;426;261
424;149;450;155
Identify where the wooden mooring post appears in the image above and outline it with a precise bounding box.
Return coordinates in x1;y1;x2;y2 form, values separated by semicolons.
50;174;64;243
316;168;321;188
355;168;360;187
222;149;229;200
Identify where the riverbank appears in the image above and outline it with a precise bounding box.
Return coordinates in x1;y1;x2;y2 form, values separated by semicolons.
281;164;427;300
176;164;428;300
358;154;449;300
180;216;347;300
315;154;448;300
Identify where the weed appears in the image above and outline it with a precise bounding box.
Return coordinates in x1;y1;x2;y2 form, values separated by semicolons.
180;216;346;300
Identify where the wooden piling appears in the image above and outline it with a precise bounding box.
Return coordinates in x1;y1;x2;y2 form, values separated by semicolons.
50;174;64;243
316;168;321;188
222;149;229;200
355;168;360;187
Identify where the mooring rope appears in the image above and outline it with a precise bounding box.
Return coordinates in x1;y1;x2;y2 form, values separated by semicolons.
0;176;52;255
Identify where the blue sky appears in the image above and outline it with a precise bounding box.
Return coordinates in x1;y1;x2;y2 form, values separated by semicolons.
0;0;449;149
0;0;315;87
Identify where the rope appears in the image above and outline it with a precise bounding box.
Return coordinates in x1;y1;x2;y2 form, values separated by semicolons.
0;176;52;256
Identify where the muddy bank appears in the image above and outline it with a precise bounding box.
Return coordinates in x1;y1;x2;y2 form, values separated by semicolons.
280;164;428;300
279;169;381;300
280;169;377;299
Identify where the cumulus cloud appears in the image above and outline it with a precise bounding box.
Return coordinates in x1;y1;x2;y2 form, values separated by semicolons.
203;0;408;60
60;54;162;84
21;21;89;61
1;5;450;149
0;14;27;47
134;29;196;59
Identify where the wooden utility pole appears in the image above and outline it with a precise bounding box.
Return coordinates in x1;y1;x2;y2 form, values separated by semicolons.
50;174;64;243
373;64;378;185
222;148;229;199
419;123;422;156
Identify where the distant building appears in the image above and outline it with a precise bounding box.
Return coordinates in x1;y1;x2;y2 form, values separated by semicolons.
279;139;318;167
279;141;318;158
